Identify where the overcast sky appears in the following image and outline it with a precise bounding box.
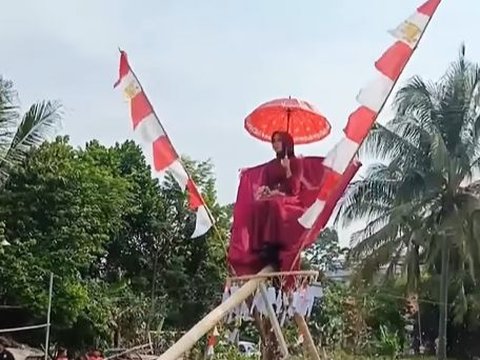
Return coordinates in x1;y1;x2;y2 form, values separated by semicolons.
1;0;479;244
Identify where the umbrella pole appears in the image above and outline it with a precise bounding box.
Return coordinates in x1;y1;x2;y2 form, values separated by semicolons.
286;109;291;134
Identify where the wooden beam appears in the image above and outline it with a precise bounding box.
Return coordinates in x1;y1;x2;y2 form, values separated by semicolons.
158;266;273;360
294;313;321;360
259;283;289;359
228;270;318;282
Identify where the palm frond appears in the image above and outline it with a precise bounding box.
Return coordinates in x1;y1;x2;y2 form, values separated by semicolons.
350;220;401;258
0;77;18;125
349;213;393;247
337;200;391;229
436;45;480;153
360;122;421;163
428;126;450;176
335;173;398;228
0;100;62;185
0;77;19;165
337;47;480;313
352;236;403;283
393;76;435;119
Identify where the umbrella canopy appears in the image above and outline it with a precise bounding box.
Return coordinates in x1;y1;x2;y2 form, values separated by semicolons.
244;97;331;145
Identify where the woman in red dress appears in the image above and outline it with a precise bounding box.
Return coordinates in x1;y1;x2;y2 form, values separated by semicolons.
251;131;304;268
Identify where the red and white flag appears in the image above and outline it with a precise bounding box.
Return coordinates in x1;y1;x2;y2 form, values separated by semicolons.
114;50;213;238
299;0;441;228
206;326;219;357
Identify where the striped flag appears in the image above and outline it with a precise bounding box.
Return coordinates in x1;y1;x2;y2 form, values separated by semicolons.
299;0;441;228
206;326;219;357
114;50;213;238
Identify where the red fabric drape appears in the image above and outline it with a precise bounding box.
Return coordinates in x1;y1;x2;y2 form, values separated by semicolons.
228;156;360;276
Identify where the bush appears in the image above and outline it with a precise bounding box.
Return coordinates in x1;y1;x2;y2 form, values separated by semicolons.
372;325;401;358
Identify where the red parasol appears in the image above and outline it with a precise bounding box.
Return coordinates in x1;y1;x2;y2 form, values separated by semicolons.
244;97;331;145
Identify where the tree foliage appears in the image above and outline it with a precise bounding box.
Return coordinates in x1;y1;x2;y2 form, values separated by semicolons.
0;77;61;188
336;45;480;358
304;227;348;273
0;136;229;349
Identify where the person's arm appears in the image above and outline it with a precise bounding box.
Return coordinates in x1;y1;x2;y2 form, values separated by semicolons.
282;158;302;195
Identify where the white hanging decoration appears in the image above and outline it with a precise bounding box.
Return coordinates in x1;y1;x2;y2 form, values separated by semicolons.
288;291;297;318
240;301;251;321
250;289;266;316
222;285;230;303
220;275;324;327
227;328;239;344
295;287;310;317
267;286;277;311
230;284;240;317
275;289;283;315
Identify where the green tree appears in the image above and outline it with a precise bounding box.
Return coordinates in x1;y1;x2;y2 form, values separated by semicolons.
0;77;61;188
0;135;229;348
158;156;229;328
304;227;348;272
70;141;229;341
0;77;61;250
0;76;228;350
337;45;480;359
72;143;229;343
0;137;129;346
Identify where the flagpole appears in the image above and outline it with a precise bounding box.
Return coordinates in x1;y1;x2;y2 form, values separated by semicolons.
120;53;181;162
118;54;218;209
118;52;233;268
288;0;442;273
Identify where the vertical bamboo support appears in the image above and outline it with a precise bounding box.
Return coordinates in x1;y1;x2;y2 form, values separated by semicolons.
259;283;289;358
158;266;273;360
294;313;321;360
44;273;53;360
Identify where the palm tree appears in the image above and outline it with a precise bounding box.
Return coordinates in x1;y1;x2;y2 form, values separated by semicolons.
0;76;61;250
0;76;61;187
336;45;480;360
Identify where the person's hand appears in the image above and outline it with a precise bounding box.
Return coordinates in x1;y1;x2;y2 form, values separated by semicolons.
262;186;271;197
269;189;285;197
255;186;271;199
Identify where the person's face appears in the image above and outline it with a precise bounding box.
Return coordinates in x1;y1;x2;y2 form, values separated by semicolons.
272;133;283;154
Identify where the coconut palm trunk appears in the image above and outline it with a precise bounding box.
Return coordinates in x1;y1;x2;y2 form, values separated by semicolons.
437;236;450;360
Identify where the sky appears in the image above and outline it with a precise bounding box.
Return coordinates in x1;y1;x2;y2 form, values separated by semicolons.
1;0;479;245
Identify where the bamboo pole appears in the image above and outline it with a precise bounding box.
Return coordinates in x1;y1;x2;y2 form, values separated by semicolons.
158;266;273;360
44;273;53;360
258;284;289;358
293;313;321;360
229;270;318;282
0;324;47;333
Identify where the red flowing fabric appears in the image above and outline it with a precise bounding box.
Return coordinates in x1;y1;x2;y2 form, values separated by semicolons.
228;156;360;276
